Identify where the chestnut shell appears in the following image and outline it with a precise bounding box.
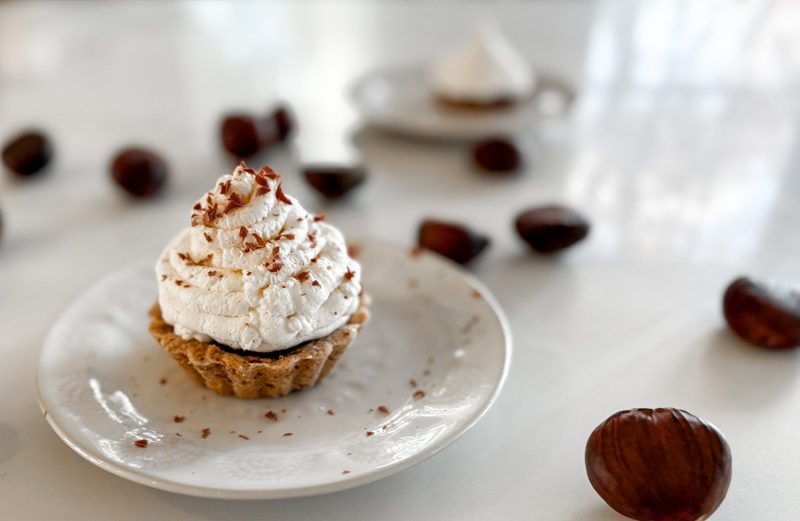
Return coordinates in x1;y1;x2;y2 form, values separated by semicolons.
723;276;800;349
2;130;53;177
515;205;589;254
585;408;732;521
110;148;168;198
417;220;490;265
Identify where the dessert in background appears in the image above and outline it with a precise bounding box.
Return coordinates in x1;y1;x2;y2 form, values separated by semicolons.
430;22;535;109
149;162;368;398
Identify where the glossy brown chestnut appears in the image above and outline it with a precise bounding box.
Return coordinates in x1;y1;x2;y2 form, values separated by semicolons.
471;137;522;174
110;148;168;198
515;204;589;254
220;104;294;158
2;130;53;177
586;408;732;521
303;165;367;199
418;220;490;265
723;276;800;349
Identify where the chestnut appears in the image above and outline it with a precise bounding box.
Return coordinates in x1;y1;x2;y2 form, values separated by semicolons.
110;147;168;198
220;104;294;158
723;276;800;349
417;220;490;265
514;204;589;254
2;130;53;177
303;164;367;199
586;408;732;521
471;136;522;174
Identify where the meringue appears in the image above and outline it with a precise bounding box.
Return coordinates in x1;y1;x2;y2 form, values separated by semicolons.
431;22;535;105
156;163;361;353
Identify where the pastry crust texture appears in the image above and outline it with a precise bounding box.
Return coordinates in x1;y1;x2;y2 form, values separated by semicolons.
148;296;369;398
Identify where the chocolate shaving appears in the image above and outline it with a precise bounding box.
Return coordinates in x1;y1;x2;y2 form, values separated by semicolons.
366;431;374;437
265;247;284;273
220;179;231;195
160;275;167;281
134;439;148;448
203;232;213;242
256;186;270;196
238;434;249;440
201;428;211;439
278;233;295;240
313;214;326;222
252;233;266;247
413;390;426;400
344;270;356;281
174;415;185;423
265;410;278;421
239;161;256;175
260;166;280;180
254;175;268;186
223;192;245;214
276;184;292;204
208;270;217;276
193;203;201;211
294;271;311;282
239;226;248;239
312;280;321;287
283;432;293;437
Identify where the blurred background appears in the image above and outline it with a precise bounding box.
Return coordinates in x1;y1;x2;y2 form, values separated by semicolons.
4;1;800;519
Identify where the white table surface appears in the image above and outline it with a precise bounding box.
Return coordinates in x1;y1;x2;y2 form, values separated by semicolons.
2;0;800;519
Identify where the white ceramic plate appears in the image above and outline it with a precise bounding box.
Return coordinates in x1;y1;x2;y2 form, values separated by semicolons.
37;240;511;499
349;64;575;140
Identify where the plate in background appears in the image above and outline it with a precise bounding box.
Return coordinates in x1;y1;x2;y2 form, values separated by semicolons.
350;64;575;140
37;240;511;499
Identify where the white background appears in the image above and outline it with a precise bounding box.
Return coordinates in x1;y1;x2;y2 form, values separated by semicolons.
2;0;800;519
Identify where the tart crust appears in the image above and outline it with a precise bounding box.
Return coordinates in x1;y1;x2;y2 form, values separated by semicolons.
148;297;369;398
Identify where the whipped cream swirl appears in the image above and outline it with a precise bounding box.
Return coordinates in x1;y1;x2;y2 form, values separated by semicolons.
431;22;535;104
156;163;361;353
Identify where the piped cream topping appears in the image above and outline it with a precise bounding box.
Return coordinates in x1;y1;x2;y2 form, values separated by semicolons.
156;163;361;352
431;22;535;103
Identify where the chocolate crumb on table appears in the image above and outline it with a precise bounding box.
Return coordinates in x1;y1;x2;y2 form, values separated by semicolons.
327;409;334;416
377;405;389;414
159;378;167;385
134;439;148;448
366;431;375;437
341;470;350;475
264;410;278;421
173;415;185;423
413;390;426;400
175;433;182;437
238;434;249;440
283;432;293;437
409;379;418;388
201;428;211;439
